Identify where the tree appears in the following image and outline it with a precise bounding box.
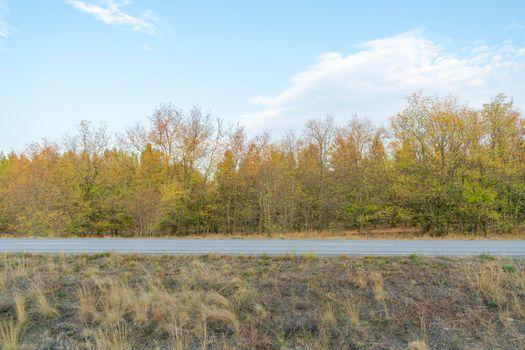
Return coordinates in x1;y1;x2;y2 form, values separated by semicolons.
302;115;336;230
0;95;523;237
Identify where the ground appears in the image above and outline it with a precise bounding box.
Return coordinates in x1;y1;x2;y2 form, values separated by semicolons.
0;253;523;349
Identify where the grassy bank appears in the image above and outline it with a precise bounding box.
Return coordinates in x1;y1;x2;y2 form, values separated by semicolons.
0;254;523;349
2;227;525;240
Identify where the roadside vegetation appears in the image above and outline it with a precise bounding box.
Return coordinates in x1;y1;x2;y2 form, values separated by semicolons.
0;253;523;349
0;92;524;238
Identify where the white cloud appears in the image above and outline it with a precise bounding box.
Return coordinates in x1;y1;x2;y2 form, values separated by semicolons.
0;0;10;41
142;43;155;53
65;0;159;35
0;21;8;41
246;31;525;133
506;22;525;32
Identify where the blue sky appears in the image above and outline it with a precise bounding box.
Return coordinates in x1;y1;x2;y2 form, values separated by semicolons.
1;0;524;152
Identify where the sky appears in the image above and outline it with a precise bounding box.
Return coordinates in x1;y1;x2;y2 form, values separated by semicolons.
1;0;524;152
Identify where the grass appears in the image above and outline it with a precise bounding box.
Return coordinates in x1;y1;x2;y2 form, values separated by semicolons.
0;270;5;292
132;289;150;326
93;325;131;350
3;227;525;240
371;271;385;303
32;284;58;318
204;306;240;333
77;284;98;321
465;260;524;316
408;341;428;350
12;292;26;326
0;320;19;350
0;253;523;349
346;301;360;328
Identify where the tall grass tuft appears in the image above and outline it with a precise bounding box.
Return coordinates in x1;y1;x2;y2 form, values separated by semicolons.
33;285;58;318
94;325;131;350
12;292;26;326
0;320;19;350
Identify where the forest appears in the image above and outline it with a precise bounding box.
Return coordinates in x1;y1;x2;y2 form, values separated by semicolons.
0;92;523;237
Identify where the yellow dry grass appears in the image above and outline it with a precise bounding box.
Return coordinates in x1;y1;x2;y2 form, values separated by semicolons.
465;260;525;317
77;284;98;321
93;325;131;350
0;253;522;349
0;270;5;292
204;307;240;333
346;301;360;328
32;285;58;318
156;227;525;240
12;292;26;326
371;272;385;303
95;279;134;326
408;341;428;350
132;289;151;326
0;320;19;350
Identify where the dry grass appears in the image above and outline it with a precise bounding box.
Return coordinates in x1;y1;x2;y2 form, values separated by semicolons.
93;326;131;350
10;258;29;279
0;270;5;292
77;284;98;322
32;285;58;318
6;227;525;240
204;306;240;333
149;227;525;240
346;301;359;328
408;341;428;350
370;271;385;303
45;258;59;283
0;320;19;350
91;278;135;327
12;292;26;326
168;314;188;350
465;259;525;320
0;253;523;349
132;289;151;326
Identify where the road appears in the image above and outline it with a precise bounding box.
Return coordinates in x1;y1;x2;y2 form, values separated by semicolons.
0;238;524;256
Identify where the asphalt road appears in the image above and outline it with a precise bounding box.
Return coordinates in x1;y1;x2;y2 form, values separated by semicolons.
0;238;524;256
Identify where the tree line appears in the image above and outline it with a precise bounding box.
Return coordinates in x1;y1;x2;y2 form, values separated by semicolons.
0;92;524;236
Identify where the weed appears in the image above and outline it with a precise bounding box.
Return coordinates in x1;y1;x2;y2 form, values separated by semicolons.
485;299;498;308
83;267;99;279
409;254;420;264
304;251;317;261
364;256;375;263
478;253;495;261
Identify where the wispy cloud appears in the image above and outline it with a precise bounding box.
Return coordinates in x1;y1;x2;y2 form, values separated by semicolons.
0;0;10;41
247;30;525;132
65;0;160;35
142;43;155;53
0;22;8;41
506;22;525;32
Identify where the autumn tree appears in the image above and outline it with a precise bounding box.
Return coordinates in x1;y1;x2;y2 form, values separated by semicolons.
0;95;523;237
